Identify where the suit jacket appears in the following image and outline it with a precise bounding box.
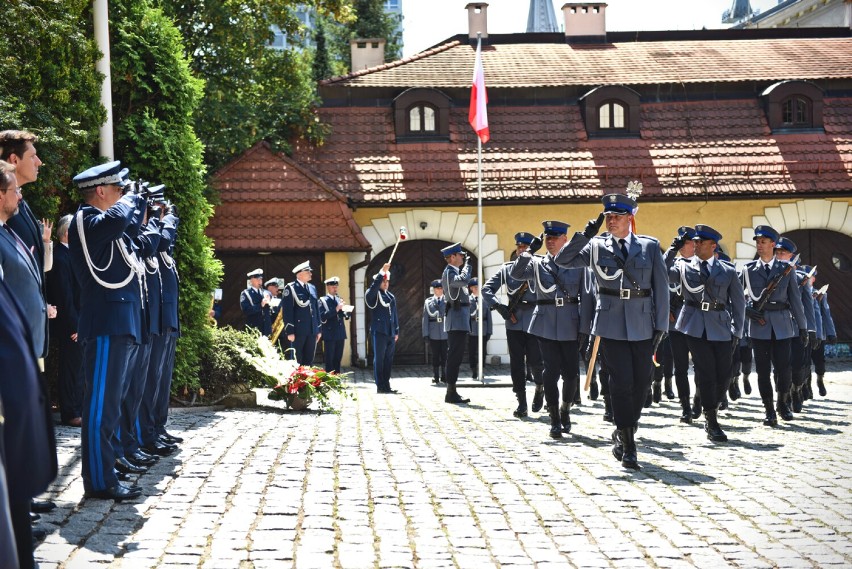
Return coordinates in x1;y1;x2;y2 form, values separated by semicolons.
481;262;537;332
68;194;145;342
742;260;806;340
555;232;670;341
319;294;349;341
46;243;80;339
365;272;399;336
282;280;320;337
670;257;745;341
0;278;57;501
240;287;272;335
422;295;448;340
0;221;46;355
441;263;471;332
6;199;44;273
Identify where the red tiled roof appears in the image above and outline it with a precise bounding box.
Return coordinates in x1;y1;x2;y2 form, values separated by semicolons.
291;98;852;204
208;142;370;251
322;37;852;88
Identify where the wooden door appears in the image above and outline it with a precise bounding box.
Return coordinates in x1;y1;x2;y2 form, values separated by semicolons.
783;229;851;341
364;240;478;364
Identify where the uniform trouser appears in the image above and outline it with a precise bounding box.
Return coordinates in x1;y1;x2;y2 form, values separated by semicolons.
446;331;468;385
811;343;826;375
323;338;345;374
600;338;654;429
371;331;395;390
538;338;580;410
9;499;30;569
790;337;808;388
507;329;543;393
291;333;317;366
82;335;138;492
468;334;491;373
752;336;792;401
154;333;178;436
428;339;448;380
686;336;731;412
138;333;169;447
598;349;611;397
116;340;152;457
668;330;691;399
57;333;84;423
658;334;673;381
740;343;753;375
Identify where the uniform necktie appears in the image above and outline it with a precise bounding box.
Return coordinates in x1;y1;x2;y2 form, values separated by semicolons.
700;260;710;280
764;263;771;276
619;238;628;259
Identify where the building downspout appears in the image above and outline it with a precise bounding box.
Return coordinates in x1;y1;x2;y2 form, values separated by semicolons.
349;250;372;367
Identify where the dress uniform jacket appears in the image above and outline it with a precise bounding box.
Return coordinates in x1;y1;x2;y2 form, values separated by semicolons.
441;263;472;332
741;260;806;340
422;295;449;340
0;221;46;355
240;287;272;335
365;273;399;337
794;269;817;333
68;194;146;343
469;295;493;337
481;262;537;332
815;292;836;340
669;257;746;341
6;200;45;271
555;232;669;341
319;294;348;340
510;253;592;341
157;214;180;335
282;280;321;337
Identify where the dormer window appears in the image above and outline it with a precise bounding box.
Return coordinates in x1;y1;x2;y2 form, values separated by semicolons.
579;86;640;138
761;80;823;133
394;88;450;142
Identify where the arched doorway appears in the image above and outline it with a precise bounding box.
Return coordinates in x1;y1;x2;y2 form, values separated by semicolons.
363;239;479;364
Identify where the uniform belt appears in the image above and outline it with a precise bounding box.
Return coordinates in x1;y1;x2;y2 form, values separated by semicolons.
685;299;726;311
517;300;534;305
536;297;579;306
599;288;652;299
763;301;790;311
428;317;443;322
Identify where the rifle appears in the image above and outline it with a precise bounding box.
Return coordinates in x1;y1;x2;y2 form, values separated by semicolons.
505;281;529;324
798;265;816;287
747;262;795;326
814;283;829;302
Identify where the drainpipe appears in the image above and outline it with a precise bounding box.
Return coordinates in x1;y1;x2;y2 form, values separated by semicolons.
349;250;372;367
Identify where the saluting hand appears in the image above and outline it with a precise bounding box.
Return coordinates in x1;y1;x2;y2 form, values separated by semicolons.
583;212;605;239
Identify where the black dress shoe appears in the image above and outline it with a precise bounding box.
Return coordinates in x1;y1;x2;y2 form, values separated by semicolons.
116;457;148;474
377;387;398;394
652;381;662;404
531;385;544;413
729;379;741;401
116;469;130;482
743;376;752;395
32;527;46;542
31;499;56;513
130;450;159;465
589;380;599;401
84;483;142;501
141;441;175;457
611;429;624;461
691;396;702;419
161;431;184;443
30;512;41;523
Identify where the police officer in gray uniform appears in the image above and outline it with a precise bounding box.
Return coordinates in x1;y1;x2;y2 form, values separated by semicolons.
482;232;544;418
511;221;594;439
554;194;669;470
668;225;745;442
742;226;807;426
441;243;472;404
421;279;448;384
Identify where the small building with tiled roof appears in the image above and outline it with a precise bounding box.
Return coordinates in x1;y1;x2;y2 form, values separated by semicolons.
212;2;852;366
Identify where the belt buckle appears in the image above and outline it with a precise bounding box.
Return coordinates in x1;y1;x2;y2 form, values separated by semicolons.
437;317;442;323
619;289;631;300
700;301;710;311
555;297;564;307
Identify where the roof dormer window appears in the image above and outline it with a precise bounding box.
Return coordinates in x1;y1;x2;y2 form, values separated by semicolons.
580;86;640;138
599;101;626;130
409;104;437;133
394;88;450;142
761;80;823;133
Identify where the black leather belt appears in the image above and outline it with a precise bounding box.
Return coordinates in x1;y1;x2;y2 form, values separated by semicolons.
764;302;790;311
685;299;726;311
599;288;652;299
428;317;443;322
536;297;580;306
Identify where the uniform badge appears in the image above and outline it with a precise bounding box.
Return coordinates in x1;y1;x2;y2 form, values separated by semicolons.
283;288;290;297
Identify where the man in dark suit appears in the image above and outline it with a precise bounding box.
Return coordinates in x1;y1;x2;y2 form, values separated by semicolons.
0;161;57;569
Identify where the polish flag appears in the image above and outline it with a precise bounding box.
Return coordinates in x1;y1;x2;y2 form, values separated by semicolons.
468;40;489;144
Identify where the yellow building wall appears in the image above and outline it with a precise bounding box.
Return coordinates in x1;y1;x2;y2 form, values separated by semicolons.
322;251;354;365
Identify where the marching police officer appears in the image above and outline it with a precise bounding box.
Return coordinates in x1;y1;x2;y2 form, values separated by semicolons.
240;268;272;335
668;225;745;442
422;279;448;384
319;276;349;374
512;221;593;438
366;263;399;393
482;232;544;418
554;194;669;470
441;243;472;404
283;261;321;365
742;226;807;426
467;278;492;380
809;269;836;397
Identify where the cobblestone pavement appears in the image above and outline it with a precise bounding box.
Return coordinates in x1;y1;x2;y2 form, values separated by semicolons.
35;362;852;568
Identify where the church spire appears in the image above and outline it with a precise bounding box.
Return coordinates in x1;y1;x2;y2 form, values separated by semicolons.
722;0;753;23
526;0;559;33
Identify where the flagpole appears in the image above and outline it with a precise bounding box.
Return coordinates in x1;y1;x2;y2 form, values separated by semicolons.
477;124;484;384
470;31;487;385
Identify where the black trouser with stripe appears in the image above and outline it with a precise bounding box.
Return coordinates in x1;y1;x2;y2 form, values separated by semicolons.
601;338;654;429
686;336;731;412
668;330;691;399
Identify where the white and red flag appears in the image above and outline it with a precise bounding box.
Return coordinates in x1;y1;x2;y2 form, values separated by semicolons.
468;38;489;144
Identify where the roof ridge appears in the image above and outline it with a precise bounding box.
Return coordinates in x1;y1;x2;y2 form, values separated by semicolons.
320;40;462;86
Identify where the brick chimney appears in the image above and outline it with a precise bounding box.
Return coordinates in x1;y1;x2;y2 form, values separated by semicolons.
466;2;489;39
350;38;386;71
562;3;607;43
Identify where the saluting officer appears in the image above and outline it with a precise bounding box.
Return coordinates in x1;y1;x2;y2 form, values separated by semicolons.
554;194;669;470
482;232;545;418
240;268;272;335
421;279;448;384
441;242;472;404
742;226;808;426
68;161;146;501
319;276;349;374
283;261;321;365
467;278;492;381
366;263;399;393
669;225;745;442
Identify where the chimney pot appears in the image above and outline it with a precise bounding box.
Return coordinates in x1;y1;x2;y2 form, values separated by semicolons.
562;2;607;42
350;38;386;71
465;2;489;39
